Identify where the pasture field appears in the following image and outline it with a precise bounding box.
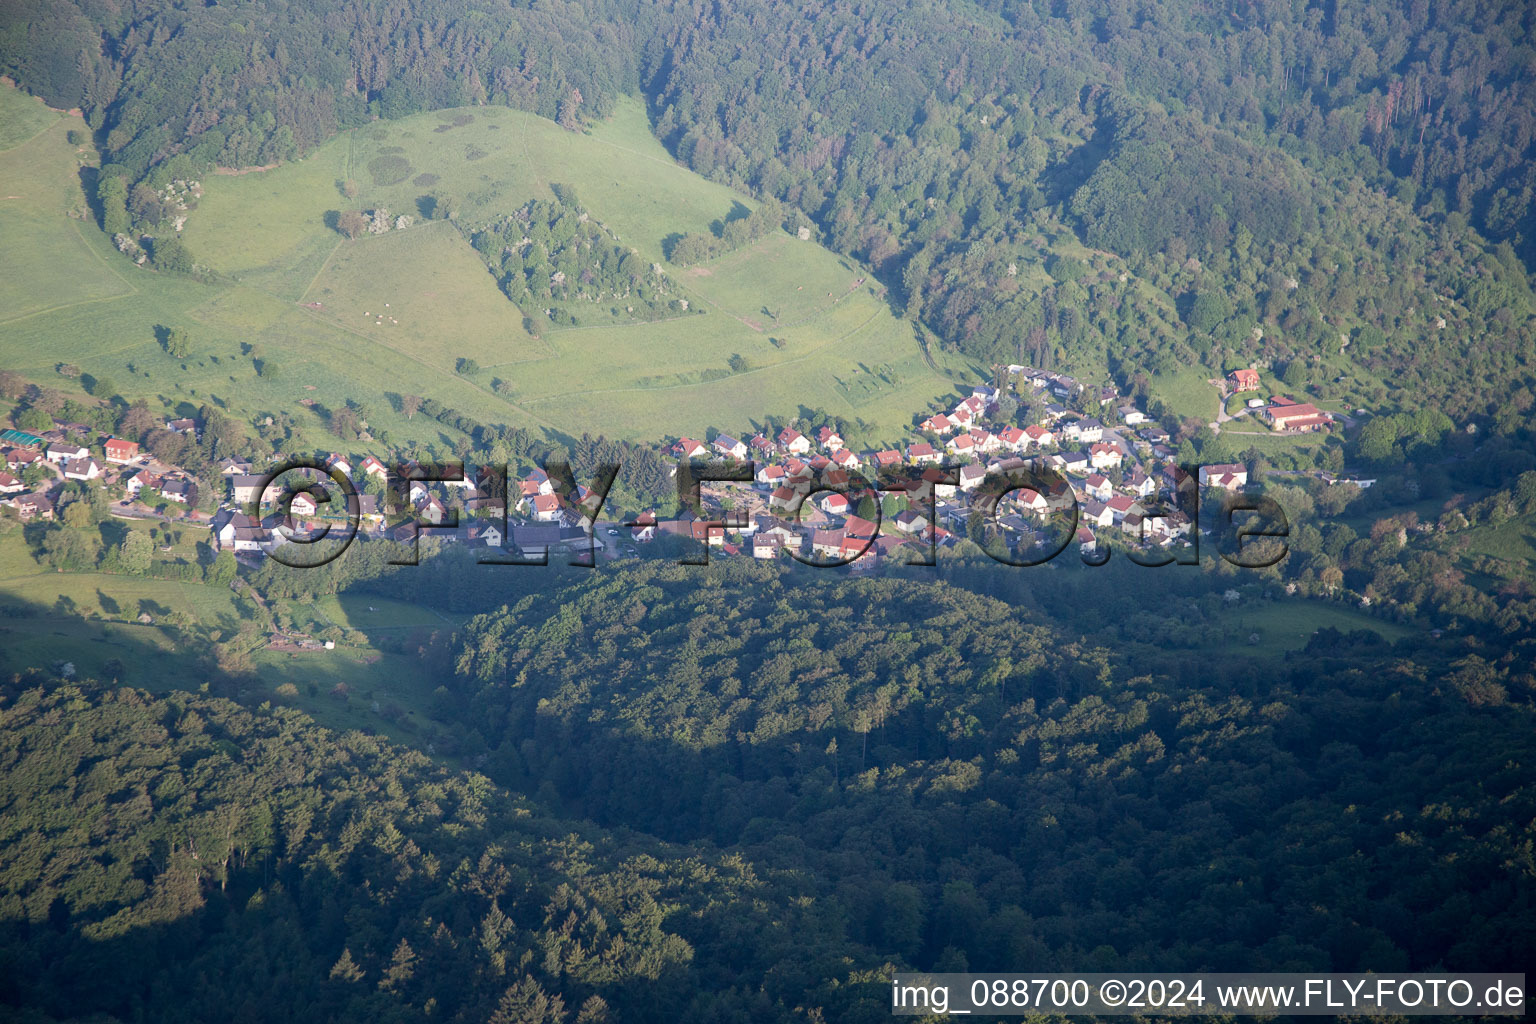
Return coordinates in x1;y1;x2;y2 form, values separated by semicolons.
0;81;980;449
1459;515;1536;565
0;119;135;324
1203;598;1413;658
298;220;551;373
0;80;62;149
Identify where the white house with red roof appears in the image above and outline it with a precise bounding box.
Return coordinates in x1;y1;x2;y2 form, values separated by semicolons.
673;438;708;459
919;413;955;435
819;492;851;515
531;492;562;521
325;453;353;478
1089;443;1123;470
777;428;812;454
996;426;1027;451
907;441;940;464
104;437;140;464
768;485;801;511
1198;463;1249;489
359;455;388;479
816;426;844;451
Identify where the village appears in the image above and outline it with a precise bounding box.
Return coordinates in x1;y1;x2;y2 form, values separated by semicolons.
0;366;1342;571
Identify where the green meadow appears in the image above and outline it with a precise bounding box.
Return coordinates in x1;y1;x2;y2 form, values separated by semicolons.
0;91;971;448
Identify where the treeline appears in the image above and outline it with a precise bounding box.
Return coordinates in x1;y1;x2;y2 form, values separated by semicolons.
666;198;784;266
0;0;637;180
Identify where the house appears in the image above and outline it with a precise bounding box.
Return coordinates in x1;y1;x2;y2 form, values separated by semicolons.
359;455;388;480
511;524;563;558
947;433;977;456
1106;494;1138;522
1118;406;1148;426
673;437;708;459
103;437;140;464
923;466;958;500
816;426;844;451
1229;368;1261;392
1081;500;1114;529
752;533;785;559
749;434;774;456
1076;418;1105;443
996;426;1028;451
1126;468;1156;498
325;453;353;478
1057;451;1089;475
629;511;658;543
124;471;161;499
907;442;941;464
218;456;254;476
872;449;903;468
1010;488;1049;515
756;463;786;488
289;491;319;518
892;509;927;534
3;448;41;472
45;442;89;464
0;429;44;448
919;413;955;435
777;428;812;454
465;522;505;548
713;434;748;459
230;474;267;505
969;430;1001;454
64;457;103;482
524;469;554;495
831;447;861;468
768;485;802;512
0;470;21;496
1024;424;1055;448
1082;474;1113;502
160;478;194;504
844;514;879;540
1089;442;1123;470
9;491;54;521
958;463;988;492
165;418;198;435
819;492;851;515
418;494;451;525
355;494;386;528
1265;401;1331;432
214;511;266;553
1199;463;1249;489
532;493;562;522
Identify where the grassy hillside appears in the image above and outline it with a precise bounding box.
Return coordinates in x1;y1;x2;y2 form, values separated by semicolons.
0;87;980;448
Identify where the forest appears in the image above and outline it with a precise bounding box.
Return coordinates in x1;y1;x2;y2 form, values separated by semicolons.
4;0;1534;421
2;552;1533;1022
